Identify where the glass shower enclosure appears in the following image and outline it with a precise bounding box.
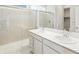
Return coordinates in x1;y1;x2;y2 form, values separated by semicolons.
38;11;54;28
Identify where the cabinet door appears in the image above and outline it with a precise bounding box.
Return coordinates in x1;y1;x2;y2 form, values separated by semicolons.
34;39;42;54
43;45;58;54
29;36;34;53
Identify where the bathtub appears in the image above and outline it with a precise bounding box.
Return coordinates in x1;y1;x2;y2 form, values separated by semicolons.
0;39;31;54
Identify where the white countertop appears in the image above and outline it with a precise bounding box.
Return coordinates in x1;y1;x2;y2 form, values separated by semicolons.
29;28;79;53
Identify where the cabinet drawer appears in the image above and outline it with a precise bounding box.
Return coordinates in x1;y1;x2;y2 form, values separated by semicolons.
43;45;58;54
30;33;42;41
43;39;75;54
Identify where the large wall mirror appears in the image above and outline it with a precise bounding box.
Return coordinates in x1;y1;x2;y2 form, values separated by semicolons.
31;5;79;32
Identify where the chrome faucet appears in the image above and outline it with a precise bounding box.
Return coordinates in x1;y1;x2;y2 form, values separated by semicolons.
63;29;69;38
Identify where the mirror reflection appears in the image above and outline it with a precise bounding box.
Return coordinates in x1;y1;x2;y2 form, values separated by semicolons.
31;5;78;32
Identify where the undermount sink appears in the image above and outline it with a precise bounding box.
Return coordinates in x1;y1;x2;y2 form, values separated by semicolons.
55;36;76;44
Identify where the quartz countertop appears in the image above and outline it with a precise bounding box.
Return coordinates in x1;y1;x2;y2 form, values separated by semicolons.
29;28;79;53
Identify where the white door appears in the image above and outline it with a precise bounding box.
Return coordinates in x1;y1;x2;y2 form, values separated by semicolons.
43;45;58;54
34;39;42;54
75;6;79;32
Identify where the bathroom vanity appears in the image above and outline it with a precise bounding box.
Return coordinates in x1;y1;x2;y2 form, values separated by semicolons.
29;28;79;54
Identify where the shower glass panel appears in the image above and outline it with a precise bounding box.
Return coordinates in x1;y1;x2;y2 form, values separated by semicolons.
0;6;38;45
39;11;54;28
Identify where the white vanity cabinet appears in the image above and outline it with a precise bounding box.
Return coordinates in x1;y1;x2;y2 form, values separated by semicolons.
43;39;75;54
29;31;77;54
30;34;58;54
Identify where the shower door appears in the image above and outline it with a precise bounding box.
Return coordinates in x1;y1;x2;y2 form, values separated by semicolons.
39;11;54;28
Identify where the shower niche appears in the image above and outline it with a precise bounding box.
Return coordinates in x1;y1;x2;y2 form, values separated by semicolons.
64;7;70;31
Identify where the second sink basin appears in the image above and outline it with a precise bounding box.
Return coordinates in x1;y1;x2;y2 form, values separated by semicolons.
55;36;76;44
